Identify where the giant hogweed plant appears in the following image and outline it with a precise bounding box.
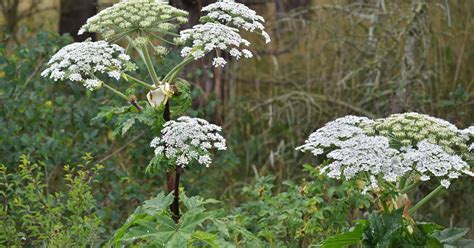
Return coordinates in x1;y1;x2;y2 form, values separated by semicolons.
41;0;270;246
298;112;474;247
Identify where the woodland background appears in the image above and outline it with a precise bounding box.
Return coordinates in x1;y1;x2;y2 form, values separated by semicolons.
1;0;473;241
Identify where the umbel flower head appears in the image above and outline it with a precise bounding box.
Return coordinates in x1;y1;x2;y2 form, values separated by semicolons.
200;0;271;44
41;40;134;91
297;113;473;192
179;23;253;67
150;116;227;168
79;0;188;42
178;0;270;67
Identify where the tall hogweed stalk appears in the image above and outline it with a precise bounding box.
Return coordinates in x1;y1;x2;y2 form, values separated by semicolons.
41;0;270;224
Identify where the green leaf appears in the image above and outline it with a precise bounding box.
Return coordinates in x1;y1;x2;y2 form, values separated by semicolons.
180;211;219;234
319;220;368;248
170;79;192;118
444;239;474;247
142;192;174;216
191;231;219;248
432;228;469;243
121;117;136;135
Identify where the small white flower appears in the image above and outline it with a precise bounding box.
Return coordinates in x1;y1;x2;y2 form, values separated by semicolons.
212;57;227;67
440;179;451;188
420;175;430;181
108;70;121;80
83;79;103;91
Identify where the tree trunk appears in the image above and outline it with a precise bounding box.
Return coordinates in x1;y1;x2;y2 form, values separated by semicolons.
59;0;97;41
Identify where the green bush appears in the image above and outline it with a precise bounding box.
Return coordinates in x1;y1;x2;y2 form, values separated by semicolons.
0;154;103;247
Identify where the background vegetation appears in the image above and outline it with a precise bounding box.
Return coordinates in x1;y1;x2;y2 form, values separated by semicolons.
1;0;473;245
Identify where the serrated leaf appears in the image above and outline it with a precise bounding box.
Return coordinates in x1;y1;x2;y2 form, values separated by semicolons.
121;117;136;135
432;228;469;243
191;231;219;248
319;220;368;248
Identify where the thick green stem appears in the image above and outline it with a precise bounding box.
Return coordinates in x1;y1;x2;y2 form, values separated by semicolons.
140;45;160;85
102;82;129;101
408;185;444;215
123;73;156;90
163;56;194;83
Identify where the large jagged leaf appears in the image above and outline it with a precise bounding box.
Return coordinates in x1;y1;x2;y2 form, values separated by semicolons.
318;220;368;248
362;208;405;247
444;239;474;247
431;228;469;243
191;231;219;248
180;210;220;234
142;192;174;216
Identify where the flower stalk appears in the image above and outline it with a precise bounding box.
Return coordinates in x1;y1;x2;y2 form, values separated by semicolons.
123;73;156;90
102;82;129;101
408;185;444;215
140;45;160;85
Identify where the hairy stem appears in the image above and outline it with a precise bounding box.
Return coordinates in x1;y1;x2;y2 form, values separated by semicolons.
102;82;129;101
163;101;180;223
123;73;156;90
102;82;142;111
163;56;194;83
140;45;160;85
408;185;444;215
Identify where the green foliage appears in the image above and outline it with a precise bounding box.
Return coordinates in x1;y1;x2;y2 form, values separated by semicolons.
92;102;165;136
0;31;113;168
320;208;474;248
170;79;192;118
235;165;371;247
0;154;103;247
111;192;261;247
318;220;368;248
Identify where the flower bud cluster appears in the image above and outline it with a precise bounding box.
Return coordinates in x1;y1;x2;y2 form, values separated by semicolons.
79;0;188;42
41;41;134;91
368;113;469;154
150;116;227;167
200;0;271;44
298;112;473;192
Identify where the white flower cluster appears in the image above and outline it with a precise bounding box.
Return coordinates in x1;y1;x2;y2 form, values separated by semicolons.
79;0;188;41
296;116;374;156
402;140;473;188
150;116;227;167
179;23;253;67
201;0;271;44
298;113;474;191
461;126;474;151
41;41;133;91
178;0;270;67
